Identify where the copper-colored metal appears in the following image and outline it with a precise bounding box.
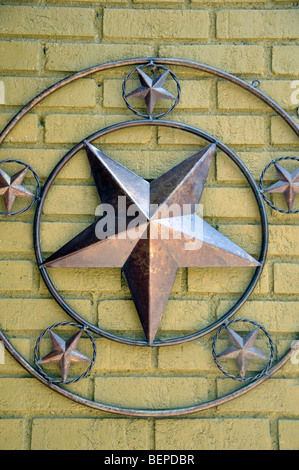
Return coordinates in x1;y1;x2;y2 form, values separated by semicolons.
216;326;269;379
125;67;176;116
38;329;91;383
42;142;260;345
0;166;34;215
265;162;299;211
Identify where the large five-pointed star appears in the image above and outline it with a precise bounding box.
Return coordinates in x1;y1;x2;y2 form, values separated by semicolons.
38;329;91;383
216;326;269;379
42;142;260;345
125;67;176;115
265;162;299;211
0;166;35;215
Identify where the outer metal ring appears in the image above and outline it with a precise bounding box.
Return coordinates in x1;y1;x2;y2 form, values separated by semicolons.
0;159;40;217
122;61;181;119
33;119;268;348
0;57;298;144
259;156;299;214
212;318;275;382
0;327;298;417
34;321;97;385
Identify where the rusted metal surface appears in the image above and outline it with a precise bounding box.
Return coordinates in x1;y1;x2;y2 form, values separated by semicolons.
42;142;260;345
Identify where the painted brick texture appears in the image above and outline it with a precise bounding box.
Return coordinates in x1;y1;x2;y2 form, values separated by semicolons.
0;0;298;452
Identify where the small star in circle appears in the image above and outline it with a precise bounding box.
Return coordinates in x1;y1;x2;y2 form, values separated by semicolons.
125;67;176;116
265;162;299;211
38;330;91;383
216;326;269;379
0;166;35;215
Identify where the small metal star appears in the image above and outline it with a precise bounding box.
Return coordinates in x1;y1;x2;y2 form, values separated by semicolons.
38;330;91;383
264;162;299;211
216;327;269;379
0;166;35;215
125;67;176;115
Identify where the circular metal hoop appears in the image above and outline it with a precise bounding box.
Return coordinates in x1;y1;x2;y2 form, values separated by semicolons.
122;61;181;119
0;159;40;217
34;119;268;348
34;321;97;385
259;156;299;214
212;318;274;382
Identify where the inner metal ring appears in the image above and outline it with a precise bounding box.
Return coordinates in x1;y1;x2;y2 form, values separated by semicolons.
34;119;268;347
122;61;181;119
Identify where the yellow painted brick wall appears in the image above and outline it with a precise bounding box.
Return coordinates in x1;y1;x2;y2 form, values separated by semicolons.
0;0;298;451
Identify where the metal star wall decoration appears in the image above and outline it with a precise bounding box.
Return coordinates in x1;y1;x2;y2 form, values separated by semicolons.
216;326;269;379
125;67;176;115
41;142;260;345
265;162;299;211
0;166;35;215
38;329;91;383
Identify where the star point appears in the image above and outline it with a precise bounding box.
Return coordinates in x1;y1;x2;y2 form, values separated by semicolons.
42;143;260;345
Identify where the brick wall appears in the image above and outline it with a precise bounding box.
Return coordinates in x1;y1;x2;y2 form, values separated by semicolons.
0;0;298;451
